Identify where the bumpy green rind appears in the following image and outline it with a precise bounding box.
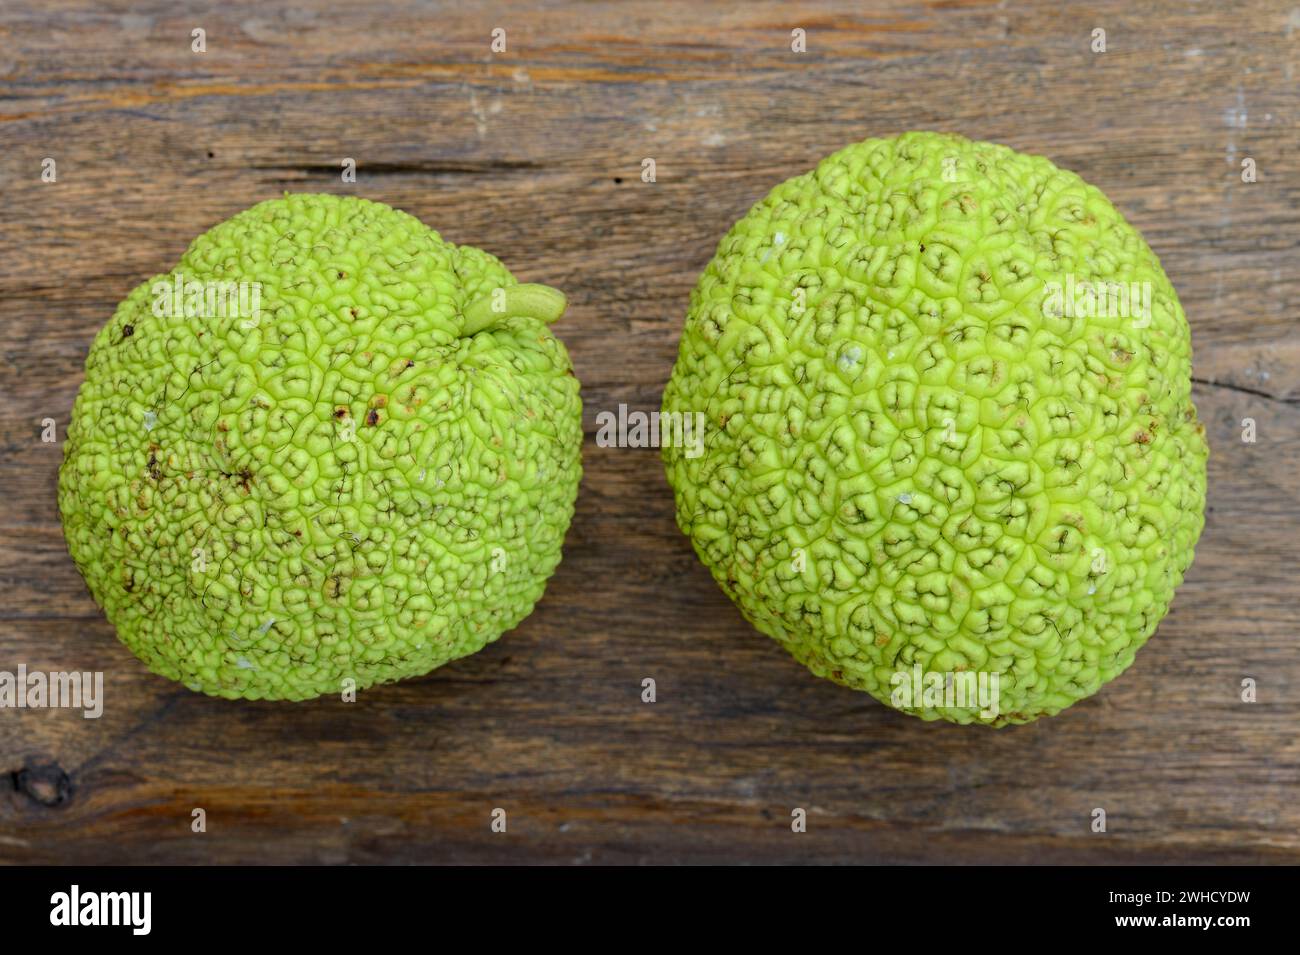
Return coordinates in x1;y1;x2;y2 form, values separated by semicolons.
662;132;1208;725
59;193;583;700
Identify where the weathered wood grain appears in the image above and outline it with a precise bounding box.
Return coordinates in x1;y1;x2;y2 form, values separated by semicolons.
1;0;1297;864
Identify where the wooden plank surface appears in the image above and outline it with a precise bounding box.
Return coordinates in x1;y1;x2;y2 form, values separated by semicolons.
1;0;1297;864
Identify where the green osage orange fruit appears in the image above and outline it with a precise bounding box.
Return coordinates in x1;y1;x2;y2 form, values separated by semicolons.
662;132;1207;725
59;194;582;700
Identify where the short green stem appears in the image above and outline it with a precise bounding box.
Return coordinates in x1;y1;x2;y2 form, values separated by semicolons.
461;283;567;336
